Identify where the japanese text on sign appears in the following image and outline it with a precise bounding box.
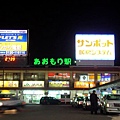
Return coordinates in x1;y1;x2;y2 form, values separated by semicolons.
34;58;72;66
75;34;115;60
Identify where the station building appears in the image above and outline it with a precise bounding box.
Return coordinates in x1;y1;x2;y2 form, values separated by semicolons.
0;31;119;104
0;65;120;104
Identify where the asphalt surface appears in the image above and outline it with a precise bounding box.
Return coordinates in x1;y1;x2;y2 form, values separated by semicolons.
0;105;120;120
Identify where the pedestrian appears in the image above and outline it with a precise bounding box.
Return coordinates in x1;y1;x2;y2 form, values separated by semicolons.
90;90;98;114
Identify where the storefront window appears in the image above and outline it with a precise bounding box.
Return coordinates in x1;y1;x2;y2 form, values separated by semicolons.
73;73;95;89
3;73;20;80
23;73;45;80
0;73;20;88
0;73;3;80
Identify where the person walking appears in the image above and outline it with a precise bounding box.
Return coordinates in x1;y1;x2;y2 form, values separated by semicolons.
90;90;98;114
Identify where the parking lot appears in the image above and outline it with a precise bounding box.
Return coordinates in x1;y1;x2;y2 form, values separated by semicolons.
0;105;120;120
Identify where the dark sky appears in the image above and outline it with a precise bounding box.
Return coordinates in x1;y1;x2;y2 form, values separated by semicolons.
0;1;120;65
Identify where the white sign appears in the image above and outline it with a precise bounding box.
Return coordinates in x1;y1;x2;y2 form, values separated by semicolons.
23;81;44;87
75;34;115;60
79;75;88;81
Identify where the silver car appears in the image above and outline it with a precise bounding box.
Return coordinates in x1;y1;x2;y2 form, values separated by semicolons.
100;94;120;114
0;94;26;113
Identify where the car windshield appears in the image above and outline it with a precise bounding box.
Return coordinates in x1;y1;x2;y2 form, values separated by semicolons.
85;97;90;101
77;97;84;101
106;94;120;100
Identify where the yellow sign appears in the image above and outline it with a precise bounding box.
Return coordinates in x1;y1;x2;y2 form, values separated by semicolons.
0;42;27;51
0;81;3;87
49;81;69;87
74;81;95;88
1;90;10;94
4;81;18;87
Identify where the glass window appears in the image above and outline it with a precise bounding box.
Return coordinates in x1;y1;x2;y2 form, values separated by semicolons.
13;73;20;80
3;73;20;80
106;94;120;100
23;73;45;80
5;73;13;80
0;73;3;80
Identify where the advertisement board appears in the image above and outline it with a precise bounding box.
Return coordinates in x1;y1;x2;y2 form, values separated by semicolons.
23;81;44;87
0;81;19;87
48;72;70;80
74;81;95;88
75;34;115;60
0;30;28;56
49;80;69;87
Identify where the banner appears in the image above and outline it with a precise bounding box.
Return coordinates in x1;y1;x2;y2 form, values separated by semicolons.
23;81;44;87
49;80;69;87
0;30;28;56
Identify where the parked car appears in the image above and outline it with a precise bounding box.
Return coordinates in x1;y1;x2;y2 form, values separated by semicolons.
100;94;120;114
40;96;61;105
71;96;84;108
82;96;100;110
0;94;26;113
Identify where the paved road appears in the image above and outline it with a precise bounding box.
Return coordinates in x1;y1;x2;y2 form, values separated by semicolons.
0;105;119;120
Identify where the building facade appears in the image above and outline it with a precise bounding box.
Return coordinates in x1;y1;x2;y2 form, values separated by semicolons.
0;66;120;104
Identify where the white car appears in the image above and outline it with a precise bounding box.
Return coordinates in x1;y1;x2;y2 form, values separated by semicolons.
100;94;120;114
0;94;26;113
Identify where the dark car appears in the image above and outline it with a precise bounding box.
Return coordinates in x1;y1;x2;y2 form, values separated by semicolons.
40;97;61;105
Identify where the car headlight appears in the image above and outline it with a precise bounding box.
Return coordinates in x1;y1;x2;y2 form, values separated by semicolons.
87;102;91;106
106;103;113;107
106;103;110;107
79;101;83;104
0;102;3;106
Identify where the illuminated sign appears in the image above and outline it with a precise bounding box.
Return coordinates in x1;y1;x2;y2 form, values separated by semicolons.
23;81;44;87
4;55;16;62
0;30;28;56
49;80;69;87
79;73;95;82
34;58;72;66
97;73;111;82
0;81;3;87
74;81;96;88
0;81;19;87
48;72;70;80
99;81;110;85
75;34;115;60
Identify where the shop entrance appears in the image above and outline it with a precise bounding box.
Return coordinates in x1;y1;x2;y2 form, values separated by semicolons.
23;94;43;104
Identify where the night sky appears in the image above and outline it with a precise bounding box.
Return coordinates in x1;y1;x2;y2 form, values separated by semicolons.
0;1;120;65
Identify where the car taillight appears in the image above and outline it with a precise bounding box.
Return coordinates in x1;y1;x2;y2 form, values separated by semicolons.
79;101;83;104
22;101;26;105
